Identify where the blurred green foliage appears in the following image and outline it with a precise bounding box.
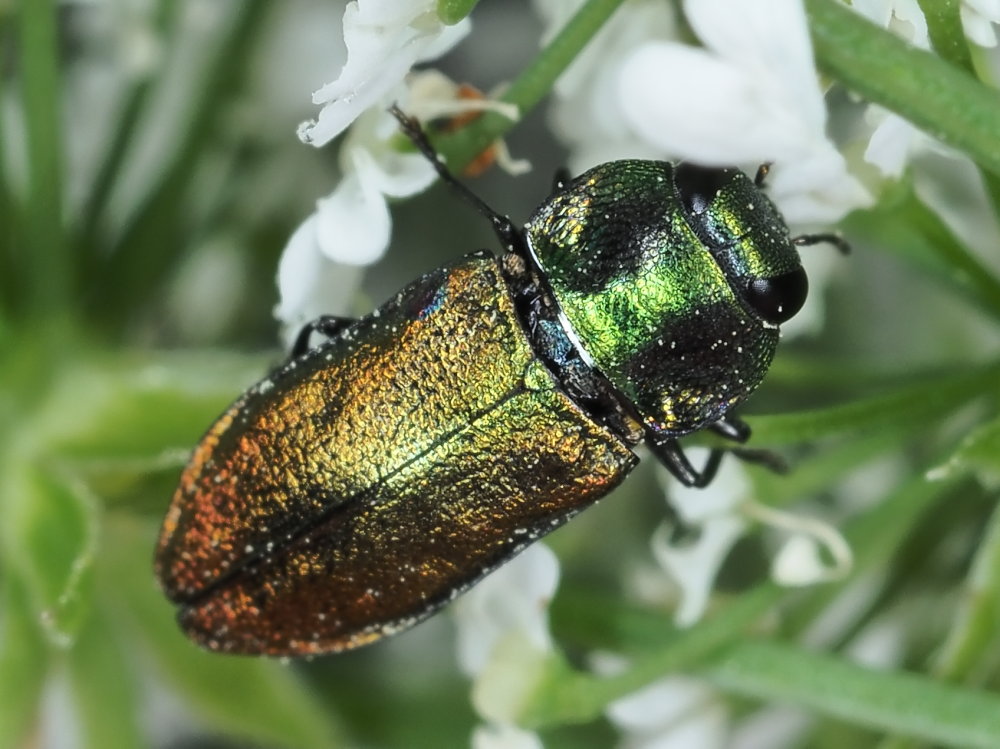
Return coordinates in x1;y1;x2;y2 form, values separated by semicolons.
4;1;1000;748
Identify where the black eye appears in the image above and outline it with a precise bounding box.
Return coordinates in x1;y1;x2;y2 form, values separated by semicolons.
674;163;738;216
745;268;808;324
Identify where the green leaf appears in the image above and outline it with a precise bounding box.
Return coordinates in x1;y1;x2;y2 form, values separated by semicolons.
805;0;1000;179
95;2;275;331
749;363;1000;447
842;182;1000;322
931;501;1000;685
930;414;1000;486
0;574;49;749
67;601;145;749
704;640;1000;749
520;586;782;727
437;0;480;24
1;467;98;647
49;351;266;462
16;0;67;319
525;460;963;728
106;516;346;749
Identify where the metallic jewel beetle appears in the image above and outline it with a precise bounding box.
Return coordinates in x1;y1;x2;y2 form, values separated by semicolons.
155;107;843;656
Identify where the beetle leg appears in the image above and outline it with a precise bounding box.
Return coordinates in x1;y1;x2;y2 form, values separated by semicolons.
710;417;787;474
648;438;724;488
793;232;851;255
730;447;789;474
292;315;355;357
710;415;751;443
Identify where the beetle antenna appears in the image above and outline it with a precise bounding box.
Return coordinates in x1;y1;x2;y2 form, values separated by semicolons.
793;232;851;255
389;104;525;254
754;163;771;188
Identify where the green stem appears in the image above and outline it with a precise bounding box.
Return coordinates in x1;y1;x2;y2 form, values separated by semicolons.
18;0;67;320
434;0;629;169
805;0;1000;178
917;0;975;73
521;585;783;727
0;12;15;322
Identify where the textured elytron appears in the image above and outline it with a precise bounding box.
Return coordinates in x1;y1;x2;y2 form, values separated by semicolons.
155;254;636;655
525;160;792;436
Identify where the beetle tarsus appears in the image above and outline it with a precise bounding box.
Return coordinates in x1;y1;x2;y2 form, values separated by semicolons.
292;315;355;357
793;232;851;255
649;439;724;488
710;416;751;443
730;447;789;474
754;163;771;188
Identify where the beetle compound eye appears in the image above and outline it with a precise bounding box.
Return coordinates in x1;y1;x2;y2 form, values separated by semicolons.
673;162;738;216
745;268;808;325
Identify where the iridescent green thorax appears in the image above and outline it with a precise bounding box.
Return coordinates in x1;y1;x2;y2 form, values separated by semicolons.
525;160;802;436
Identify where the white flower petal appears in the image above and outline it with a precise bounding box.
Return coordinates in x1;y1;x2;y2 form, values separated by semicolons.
767;519;853;587
314;171;391;265
619;44;797;165
767;148;872;225
846;617;906;669
607;676;718;732
298;1;469;146
962;1;1000;46
684;0;823;130
651;514;747;626
274;213;364;345
352;146;437;199
632;704;729;749
864;110;919;177
453;543;559;677
730;706;812;749
618;40;828;167
663;449;751;524
472;723;544;749
771;534;830;586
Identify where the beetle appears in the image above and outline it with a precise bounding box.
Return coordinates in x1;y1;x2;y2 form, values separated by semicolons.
154;107;844;656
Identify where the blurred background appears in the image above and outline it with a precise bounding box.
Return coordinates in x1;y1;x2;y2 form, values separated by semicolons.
5;1;1000;748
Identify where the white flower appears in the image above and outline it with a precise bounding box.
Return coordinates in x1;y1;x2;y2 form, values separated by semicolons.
605;671;729;749
453;543;559;746
454;543;559;677
297;0;470;147
532;0;678;171
472;723;546;749
274;102;437;344
962;0;1000;46
655;450;853;624
616;0;870;224
849;0;928;43
654;451;750;626
848;0;933;177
